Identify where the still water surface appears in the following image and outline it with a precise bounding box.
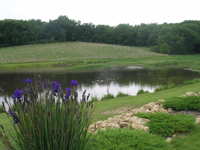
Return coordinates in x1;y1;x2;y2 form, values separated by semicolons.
0;66;200;105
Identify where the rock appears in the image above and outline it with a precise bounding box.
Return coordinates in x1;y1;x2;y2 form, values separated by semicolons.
129;116;150;125
119;122;129;128
96;121;103;126
166;138;172;142
115;124;120;128
158;108;167;113
107;123;116;128
99;122;107;129
172;134;176;138
158;99;165;103
132;109;140;114
168;108;173;113
196;117;200;124
186;92;199;96
125;113;133;117
150;105;160;112
130;123;149;131
141;102;155;110
123;117;130;122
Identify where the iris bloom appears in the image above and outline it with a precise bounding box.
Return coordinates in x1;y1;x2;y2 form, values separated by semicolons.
69;80;78;86
23;78;32;84
12;89;23;102
7;110;18;124
66;87;71;99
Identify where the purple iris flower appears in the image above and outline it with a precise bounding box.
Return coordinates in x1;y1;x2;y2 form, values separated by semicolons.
51;81;60;94
66;87;71;99
69;80;78;86
12;89;23;102
7;110;18;124
23;78;32;84
43;82;47;88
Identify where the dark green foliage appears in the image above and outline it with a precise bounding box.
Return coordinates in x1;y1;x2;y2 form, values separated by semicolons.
154;86;163;92
134;112;196;137
116;92;129;97
0;105;4;113
89;128;172;150
91;96;99;102
162;96;200;111
137;89;149;95
101;93;114;100
1;17;200;54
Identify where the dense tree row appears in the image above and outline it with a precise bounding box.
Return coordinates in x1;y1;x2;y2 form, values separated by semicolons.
0;15;200;54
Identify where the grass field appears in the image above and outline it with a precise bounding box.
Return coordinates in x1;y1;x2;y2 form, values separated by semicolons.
0;42;200;71
0;42;164;64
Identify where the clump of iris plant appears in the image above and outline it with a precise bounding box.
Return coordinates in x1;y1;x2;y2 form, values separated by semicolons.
0;75;95;150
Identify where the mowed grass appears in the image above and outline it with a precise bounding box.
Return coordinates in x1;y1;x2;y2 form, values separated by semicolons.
0;42;165;64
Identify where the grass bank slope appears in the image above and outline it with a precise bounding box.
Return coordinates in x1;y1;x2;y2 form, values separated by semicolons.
0;42;164;64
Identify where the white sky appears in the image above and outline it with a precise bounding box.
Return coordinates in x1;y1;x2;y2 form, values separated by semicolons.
0;0;199;27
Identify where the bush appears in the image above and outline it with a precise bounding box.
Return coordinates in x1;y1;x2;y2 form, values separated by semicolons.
0;75;95;150
137;89;149;95
101;93;114;100
89;128;172;150
154;86;163;92
162;96;200;111
116;92;129;97
0;105;4;113
134;112;196;137
91;96;99;102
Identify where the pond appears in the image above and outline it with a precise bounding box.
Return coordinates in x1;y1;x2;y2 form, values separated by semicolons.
0;66;200;108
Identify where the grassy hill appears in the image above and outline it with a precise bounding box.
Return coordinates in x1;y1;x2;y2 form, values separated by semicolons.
0;42;200;71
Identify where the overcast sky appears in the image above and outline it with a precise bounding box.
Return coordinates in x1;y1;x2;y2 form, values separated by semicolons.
0;0;199;26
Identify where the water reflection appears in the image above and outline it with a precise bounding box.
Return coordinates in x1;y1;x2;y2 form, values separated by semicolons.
0;66;200;107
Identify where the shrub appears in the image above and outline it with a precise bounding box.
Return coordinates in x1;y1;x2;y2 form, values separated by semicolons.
162;96;200;111
154;86;163;92
0;75;95;150
116;91;129;97
89;128;172;150
0;105;4;113
137;89;149;95
91;96;99;102
101;93;114;100
134;112;196;137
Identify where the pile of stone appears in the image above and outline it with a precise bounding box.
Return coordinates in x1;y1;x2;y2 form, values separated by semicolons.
88;92;200;142
88;99;171;133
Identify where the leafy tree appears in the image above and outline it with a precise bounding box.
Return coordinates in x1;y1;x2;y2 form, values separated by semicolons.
160;42;171;54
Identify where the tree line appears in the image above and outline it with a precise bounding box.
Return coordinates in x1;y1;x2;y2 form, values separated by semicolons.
0;15;200;54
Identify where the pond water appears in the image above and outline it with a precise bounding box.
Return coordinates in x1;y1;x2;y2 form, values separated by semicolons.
0;66;200;108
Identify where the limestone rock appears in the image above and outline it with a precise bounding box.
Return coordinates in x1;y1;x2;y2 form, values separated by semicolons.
166;138;172;142
158;108;167;113
130;123;149;131
158;99;165;103
186;92;199;96
115;124;120;128
196;117;200;124
168;108;173;113
119;122;129;128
